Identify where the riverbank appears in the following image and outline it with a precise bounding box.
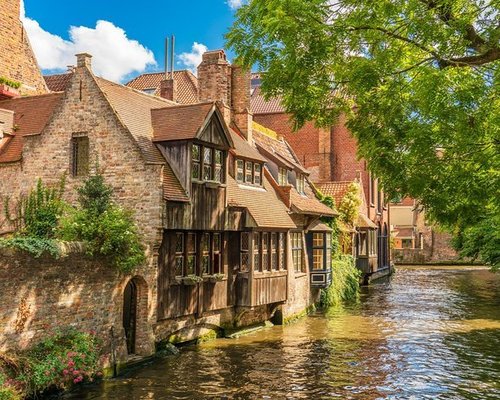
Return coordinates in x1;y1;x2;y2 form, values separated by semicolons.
65;266;500;399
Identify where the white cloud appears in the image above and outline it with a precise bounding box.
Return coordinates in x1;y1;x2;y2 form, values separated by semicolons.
21;1;156;82
178;42;208;74
227;0;247;10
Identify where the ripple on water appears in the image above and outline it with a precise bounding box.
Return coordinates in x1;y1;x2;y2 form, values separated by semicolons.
66;266;500;400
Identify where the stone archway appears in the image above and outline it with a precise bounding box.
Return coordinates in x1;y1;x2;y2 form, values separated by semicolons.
122;275;149;355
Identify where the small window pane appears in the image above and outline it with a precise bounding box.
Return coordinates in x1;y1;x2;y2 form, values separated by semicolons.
215;149;223;164
192;145;200;161
313;248;324;270
175;256;184;277
245;162;253;183
236;160;244;182
254;164;262;186
253;232;260;271
241;232;249;251
192;163;200;180
313;233;324;247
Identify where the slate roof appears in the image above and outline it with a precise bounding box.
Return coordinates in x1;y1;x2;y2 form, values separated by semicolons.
151;102;215;142
44;73;73;92
227;174;296;229
126;71;199;104
0;92;64;163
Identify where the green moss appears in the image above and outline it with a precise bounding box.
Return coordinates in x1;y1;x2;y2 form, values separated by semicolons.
283;304;316;325
195;329;220;344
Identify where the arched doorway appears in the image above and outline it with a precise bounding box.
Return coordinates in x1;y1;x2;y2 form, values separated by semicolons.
123;279;137;354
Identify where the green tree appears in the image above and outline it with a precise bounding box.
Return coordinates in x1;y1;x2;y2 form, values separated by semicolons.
227;0;500;268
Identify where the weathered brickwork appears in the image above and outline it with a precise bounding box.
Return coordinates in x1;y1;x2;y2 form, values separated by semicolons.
0;0;47;94
0;246;156;364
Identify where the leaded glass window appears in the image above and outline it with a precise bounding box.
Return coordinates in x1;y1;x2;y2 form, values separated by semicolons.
236;159;244;182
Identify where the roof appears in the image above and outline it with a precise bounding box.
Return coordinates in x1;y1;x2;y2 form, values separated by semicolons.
289;186;337;216
316;181;354;208
308;220;333;232
229;127;267;162
94;77;176;164
252;122;308;173
0;92;64;163
151;102;215;142
394;227;415;238
227;175;296;229
163;165;189;202
126;71;199;104
357;213;377;229
251;86;286;115
44;73;73;92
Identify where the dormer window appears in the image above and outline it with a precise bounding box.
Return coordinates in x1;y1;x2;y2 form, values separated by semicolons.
278;167;288;186
236;159;263;187
192;143;225;183
297;174;305;194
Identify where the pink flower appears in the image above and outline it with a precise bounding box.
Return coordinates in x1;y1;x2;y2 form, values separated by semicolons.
72;370;80;376
73;378;79;384
63;369;69;375
67;360;75;367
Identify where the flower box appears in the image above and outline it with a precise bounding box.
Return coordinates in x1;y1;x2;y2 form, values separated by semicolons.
206;273;225;283
182;275;203;286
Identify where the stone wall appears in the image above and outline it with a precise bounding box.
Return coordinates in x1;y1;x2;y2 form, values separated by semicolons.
0;245;156;365
0;0;47;94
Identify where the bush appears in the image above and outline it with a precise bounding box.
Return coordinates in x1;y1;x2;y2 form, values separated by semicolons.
4;177;66;239
0;77;21;89
319;255;361;309
0;237;60;258
0;329;101;398
0;371;21;400
59;173;145;273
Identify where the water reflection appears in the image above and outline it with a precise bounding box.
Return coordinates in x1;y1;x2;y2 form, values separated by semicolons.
68;266;500;399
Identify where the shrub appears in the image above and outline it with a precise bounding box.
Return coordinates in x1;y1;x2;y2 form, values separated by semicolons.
4;177;66;239
0;371;21;400
0;77;21;89
319;255;361;308
6;328;102;397
59;173;145;273
0;236;60;258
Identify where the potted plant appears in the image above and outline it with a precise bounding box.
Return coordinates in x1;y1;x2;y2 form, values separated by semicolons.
182;274;203;286
0;77;21;98
207;273;225;283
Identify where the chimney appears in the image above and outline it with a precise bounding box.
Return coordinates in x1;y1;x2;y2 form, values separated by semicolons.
198;50;232;123
231;64;252;141
160;36;177;102
76;53;92;70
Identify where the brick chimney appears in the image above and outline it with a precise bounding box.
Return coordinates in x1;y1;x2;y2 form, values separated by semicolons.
76;53;92;70
231;64;252;141
160;77;176;102
197;50;232;124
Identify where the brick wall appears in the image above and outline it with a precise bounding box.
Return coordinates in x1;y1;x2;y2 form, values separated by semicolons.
0;246;156;364
0;0;47;94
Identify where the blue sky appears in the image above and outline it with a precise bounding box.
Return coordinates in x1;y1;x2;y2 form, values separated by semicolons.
22;0;243;82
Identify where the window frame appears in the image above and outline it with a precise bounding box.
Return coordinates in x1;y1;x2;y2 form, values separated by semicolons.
191;142;226;184
236;158;263;187
278;167;288;186
291;231;304;273
71;134;89;177
296;174;305;195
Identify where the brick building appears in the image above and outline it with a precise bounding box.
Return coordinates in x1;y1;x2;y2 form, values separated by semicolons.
0;1;335;366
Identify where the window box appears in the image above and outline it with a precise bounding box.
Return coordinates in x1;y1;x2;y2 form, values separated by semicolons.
0;83;20;99
205;273;226;283
182;275;203;286
172;276;183;285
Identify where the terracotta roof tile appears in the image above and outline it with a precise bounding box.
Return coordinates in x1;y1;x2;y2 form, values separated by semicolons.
163;164;189;202
0;92;64;163
316;181;353;208
229;127;268;162
151;102;215;142
126;71;199;104
251;86;285;114
227;175;296;229
289;185;336;216
95;77;175;164
44;73;73;92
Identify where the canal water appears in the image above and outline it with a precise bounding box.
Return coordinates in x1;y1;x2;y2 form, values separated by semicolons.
69;266;500;399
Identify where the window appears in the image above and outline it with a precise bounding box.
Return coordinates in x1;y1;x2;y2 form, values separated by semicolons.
271;233;278;271
236;160;244;182
254;163;262;186
370;175;375;206
377;187;382;214
296;174;305;194
173;232;223;278
279;232;286;270
71;135;89;177
203;147;212;181
311;232;332;270
357;231;368;256
192;144;201;180
192;144;225;183
291;232;304;273
236;159;263;187
240;232;250;272
262;233;270;271
278;167;288;186
174;233;184;277
186;233;196;275
245;161;253;184
253;232;260;271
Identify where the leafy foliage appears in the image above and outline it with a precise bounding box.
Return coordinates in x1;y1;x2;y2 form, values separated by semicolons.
0;329;101;398
227;0;500;268
0;77;21;89
59;173;145;273
0;237;60;258
338;183;361;227
319;254;361;308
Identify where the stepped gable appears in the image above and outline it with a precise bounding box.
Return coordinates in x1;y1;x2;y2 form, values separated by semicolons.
0;92;63;163
126;71;199;104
